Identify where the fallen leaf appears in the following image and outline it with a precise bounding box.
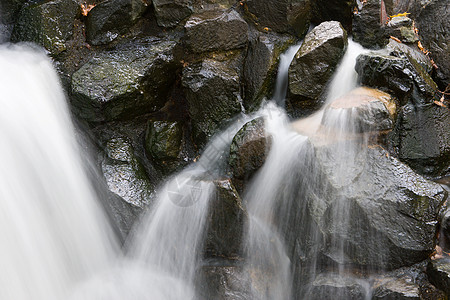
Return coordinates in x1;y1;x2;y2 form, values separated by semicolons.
390;36;402;43
390;12;410;18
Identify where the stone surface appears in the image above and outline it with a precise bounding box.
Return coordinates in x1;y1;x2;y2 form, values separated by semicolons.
11;0;80;55
228;118;270;181
204;179;246;260
71;38;178;122
0;0;27;40
101;137;154;208
311;0;355;32
306;273;369;300
244;0;311;36
385;16;418;44
427;258;450;295
322;87;396;133
386;39;433;74
182;58;243;144
352;0;388;49
372;275;421;299
288;21;348;102
86;0;148;45
415;0;450;86
152;0;193;27
243;31;296;111
185;9;248;53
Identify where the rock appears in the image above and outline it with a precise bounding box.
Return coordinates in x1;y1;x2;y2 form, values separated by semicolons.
196;264;252;300
101;137;155;208
11;0;80;55
0;0;27;40
244;0;311;36
372;275;421;299
427;258;450;295
305;273;369;300
71;38;179;122
192;0;237;12
85;0;148;45
228;118;270;183
311;0;355;32
355;51;437;106
204;179;246;260
415;0;450;86
185;9;248;53
322;87;396;133
182;58;243;145
145;120;185;174
243;31;296;111
352;0;388;49
385;16;418;44
386;39;433;74
152;0;193;27
288;21;348;107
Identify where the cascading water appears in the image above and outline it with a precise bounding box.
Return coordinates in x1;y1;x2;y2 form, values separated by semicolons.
0;44;119;299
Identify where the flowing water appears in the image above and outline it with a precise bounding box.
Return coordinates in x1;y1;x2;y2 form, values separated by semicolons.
1;30;375;299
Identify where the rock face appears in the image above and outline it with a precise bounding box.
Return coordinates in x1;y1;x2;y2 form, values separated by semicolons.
311;0;355;32
185;9;248;53
244;0;311;36
243;32;296;111
415;0;450;86
71;38;179;122
228;118;270;187
288;21;348;104
0;0;27;40
101;137;154;208
352;0;387;49
86;0;148;45
427;258;450;296
182;58;242;144
322;87;396;133
152;0;193;27
11;0;80;55
372;275;421;300
204;179;246;260
306;273;369;300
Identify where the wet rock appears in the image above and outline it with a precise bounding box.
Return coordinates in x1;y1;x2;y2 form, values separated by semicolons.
228;118;270;184
182;58;242;145
196;264;252;300
204;179;246;260
386;39;433;74
152;0;193;27
288;21;347;107
355;51;437;106
0;0;27;40
352;0;388;49
385;16;418;44
372;275;421;299
185;9;248;53
322;87;396;133
101;137;154;208
11;0;80;55
415;0;450;86
427;258;450;295
243;31;296;111
311;0;355;32
85;0;148;45
309;145;446;269
71;38;178;122
307;273;369;300
244;0;311;36
145;120;185;174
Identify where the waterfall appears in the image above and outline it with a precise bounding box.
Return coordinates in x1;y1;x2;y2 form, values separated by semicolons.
0;44;119;300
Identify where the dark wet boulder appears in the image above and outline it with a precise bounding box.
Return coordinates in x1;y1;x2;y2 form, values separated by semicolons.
85;0;148;45
101;137;155;208
306;273;369;300
184;9;248;53
0;0;27;40
204;179;247;260
415;0;450;86
71;38;179;122
182;58;243;145
145;120;186;174
322;87;396;133
11;0;80;55
288;21;348;108
311;0;355;32
196;264;252;300
372;275;421;300
352;0;388;49
152;0;193;27
228;117;271;190
385;16;418;44
386;39;433;74
244;0;311;36
243;31;296;111
427;258;450;296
